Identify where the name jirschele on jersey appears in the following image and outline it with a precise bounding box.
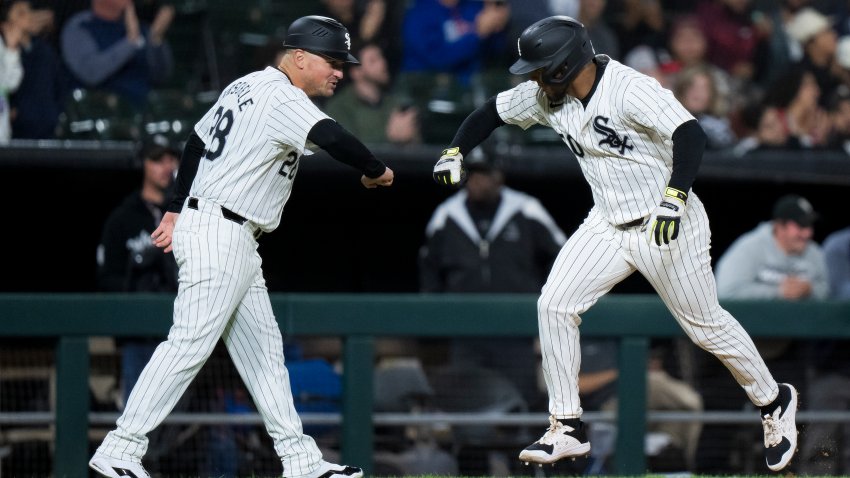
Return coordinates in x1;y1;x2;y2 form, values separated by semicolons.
495;56;694;226
191;67;329;232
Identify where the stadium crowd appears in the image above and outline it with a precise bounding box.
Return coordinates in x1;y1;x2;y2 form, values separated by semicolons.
0;0;849;155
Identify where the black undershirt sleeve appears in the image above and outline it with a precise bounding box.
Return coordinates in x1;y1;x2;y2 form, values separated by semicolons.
167;131;206;213
668;119;706;193
449;95;506;156
307;119;387;178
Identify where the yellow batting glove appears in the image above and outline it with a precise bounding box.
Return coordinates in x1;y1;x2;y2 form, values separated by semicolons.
643;187;688;246
433;147;466;186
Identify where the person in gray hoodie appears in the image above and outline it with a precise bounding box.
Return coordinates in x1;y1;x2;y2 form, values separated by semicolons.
716;194;828;301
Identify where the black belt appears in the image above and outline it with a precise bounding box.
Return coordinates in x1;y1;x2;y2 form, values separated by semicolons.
187;197;248;225
615;217;645;231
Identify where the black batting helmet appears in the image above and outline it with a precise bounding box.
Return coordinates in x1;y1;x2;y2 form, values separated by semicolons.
510;16;595;85
282;15;359;64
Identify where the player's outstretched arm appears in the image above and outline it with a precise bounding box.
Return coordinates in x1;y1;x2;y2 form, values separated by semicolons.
433;96;506;186
307;119;390;186
151;211;179;253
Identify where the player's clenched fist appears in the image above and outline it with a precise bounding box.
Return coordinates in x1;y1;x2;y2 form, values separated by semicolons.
361;167;394;189
644;187;687;246
433;147;466;186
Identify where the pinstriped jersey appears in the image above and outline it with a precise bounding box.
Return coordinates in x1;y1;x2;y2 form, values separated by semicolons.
495;56;695;226
191;66;329;232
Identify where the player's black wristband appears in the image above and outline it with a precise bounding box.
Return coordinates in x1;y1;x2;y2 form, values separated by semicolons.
668;119;706;193
450;95;506;156
168;131;206;213
308;119;386;178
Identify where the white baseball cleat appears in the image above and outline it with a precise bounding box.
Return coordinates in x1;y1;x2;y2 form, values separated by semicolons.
519;415;591;465
89;453;151;478
297;460;364;478
762;383;798;471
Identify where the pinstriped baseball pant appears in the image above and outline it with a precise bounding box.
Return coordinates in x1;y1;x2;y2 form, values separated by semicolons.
97;199;322;476
538;195;779;419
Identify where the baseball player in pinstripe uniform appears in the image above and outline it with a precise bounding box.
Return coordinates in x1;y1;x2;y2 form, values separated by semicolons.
433;16;798;472
89;15;393;478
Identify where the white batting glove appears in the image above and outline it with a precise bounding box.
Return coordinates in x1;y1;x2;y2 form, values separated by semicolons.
433;147;466;186
643;187;688;246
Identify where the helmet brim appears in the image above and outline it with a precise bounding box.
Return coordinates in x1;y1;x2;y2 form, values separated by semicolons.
337;51;360;64
509;57;546;75
282;45;360;65
317;48;360;64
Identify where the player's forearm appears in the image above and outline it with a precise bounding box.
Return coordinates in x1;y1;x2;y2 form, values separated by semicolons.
167;131;205;213
668;119;706;192
449;95;505;155
308;119;386;178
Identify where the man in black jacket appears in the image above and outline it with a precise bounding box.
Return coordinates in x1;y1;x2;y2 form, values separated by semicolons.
420;159;565;294
96;138;179;401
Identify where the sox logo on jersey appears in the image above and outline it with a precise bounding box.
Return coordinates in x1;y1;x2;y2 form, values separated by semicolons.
592;116;633;154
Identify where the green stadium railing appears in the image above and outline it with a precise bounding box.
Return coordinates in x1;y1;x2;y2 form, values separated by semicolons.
1;293;849;477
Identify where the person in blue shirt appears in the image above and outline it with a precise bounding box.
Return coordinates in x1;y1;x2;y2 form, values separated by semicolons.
60;0;174;109
401;0;510;85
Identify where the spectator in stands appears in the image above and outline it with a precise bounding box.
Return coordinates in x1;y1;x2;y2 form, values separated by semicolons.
579;339;703;472
624;45;668;86
419;156;565;474
0;0;25;143
696;0;767;84
8;2;66;139
323;43;420;145
762;64;830;147
320;0;413;80
673;65;736;150
579;0;619;59
798;223;850;475
611;0;666;57
401;0;510;86
659;16;734;105
825;83;850;154
319;0;386;46
751;0;809;88
733;102;805;155
61;0;174;110
823;224;850;299
716;194;828;300
96;135;179;400
786;7;844;108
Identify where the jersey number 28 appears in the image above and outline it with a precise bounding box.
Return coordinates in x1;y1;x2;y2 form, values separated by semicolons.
204;106;234;161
